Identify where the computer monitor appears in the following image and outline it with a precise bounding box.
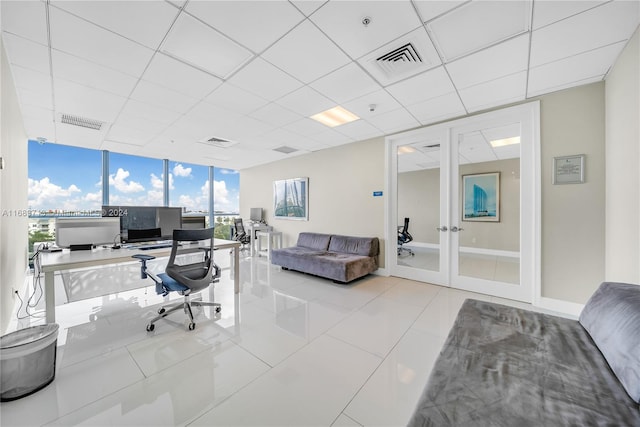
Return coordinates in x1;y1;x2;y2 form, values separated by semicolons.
102;205;183;242
250;207;263;222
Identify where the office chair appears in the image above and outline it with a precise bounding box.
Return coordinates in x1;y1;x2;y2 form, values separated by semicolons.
232;217;251;251
398;217;415;256
132;228;221;331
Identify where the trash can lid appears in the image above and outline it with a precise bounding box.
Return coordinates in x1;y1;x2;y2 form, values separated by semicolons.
0;324;59;350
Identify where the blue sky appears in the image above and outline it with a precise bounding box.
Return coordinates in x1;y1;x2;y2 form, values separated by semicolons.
28;140;239;213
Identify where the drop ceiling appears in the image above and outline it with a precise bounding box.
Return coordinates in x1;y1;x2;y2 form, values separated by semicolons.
1;0;638;171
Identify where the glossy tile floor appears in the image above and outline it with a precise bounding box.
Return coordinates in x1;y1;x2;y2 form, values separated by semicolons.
3;251;559;426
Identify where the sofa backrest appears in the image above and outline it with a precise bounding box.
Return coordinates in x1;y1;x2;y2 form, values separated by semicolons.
329;235;379;257
296;232;332;251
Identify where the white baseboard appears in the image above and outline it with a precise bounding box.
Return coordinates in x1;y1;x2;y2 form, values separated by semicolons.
534;296;584;318
373;268;390;277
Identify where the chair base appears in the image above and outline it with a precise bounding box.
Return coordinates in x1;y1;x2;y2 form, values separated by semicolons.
398;246;415;256
146;294;221;331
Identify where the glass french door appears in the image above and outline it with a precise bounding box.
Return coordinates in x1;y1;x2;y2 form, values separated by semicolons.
389;103;539;303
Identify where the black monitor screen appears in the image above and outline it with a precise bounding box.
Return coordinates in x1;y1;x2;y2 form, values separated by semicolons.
102;205;182;242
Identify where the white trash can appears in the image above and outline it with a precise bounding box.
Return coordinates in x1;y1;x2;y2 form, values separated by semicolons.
0;324;59;401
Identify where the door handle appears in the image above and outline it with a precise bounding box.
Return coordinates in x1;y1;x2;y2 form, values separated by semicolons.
450;226;464;232
436;226;448;232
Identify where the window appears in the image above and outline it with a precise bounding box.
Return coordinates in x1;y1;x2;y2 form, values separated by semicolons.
213;168;240;239
108;152;163;206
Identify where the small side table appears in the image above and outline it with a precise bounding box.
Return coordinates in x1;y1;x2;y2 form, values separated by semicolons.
255;231;283;261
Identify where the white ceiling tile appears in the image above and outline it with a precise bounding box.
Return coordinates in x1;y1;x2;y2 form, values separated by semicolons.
185;101;243;128
386;66;455;106
529;75;605;99
23;115;56;142
227;57;303;101
458;71;527;113
120;99;182;128
10;65;51;100
55;122;106;149
17;84;53;111
310;1;423;59
161;12;253;79
481;123;521;141
219;117;276;140
54;78;128;123
275;86;335;117
283;118;331;138
48;7;154;76
105;123;156;146
309;129;355;147
205;83;268;115
51;1;178;49
334;120;382;141
342;89;402;120
113;112;170;137
186;1;304;53
446;34;529;89
2;33;50;72
142;53;222;100
458;131;497;164
406;91;466;125
262;20;351;84
413;1;467;23
20;104;54;124
532;0;607;30
530;0;640;67
309;62;381;104
52;49;138;98
1;0;48;45
130;80;199;114
249;103;303;128
367;108;420;135
528;42;624;96
427;0;531;61
358;27;442;86
290;0;328;17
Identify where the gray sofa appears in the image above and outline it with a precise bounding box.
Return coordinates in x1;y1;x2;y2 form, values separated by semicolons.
270;232;379;283
408;282;640;426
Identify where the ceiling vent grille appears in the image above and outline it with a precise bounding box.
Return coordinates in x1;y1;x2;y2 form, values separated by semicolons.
376;43;423;75
273;146;298;154
60;113;104;130
199;137;238;148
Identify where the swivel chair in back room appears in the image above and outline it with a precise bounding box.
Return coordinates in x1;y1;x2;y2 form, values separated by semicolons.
232;217;251;251
398;217;415;256
132;228;221;331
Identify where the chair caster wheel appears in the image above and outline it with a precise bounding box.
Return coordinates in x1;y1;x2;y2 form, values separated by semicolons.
215;306;221;313
188;323;196;331
158;307;166;315
146;323;155;332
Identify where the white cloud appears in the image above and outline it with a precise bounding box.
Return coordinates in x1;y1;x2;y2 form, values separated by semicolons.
173;164;192;177
109;168;144;193
219;168;239;175
150;173;174;190
28;177;81;208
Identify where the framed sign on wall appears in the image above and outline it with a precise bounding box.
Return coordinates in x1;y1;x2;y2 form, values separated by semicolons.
553;154;585;184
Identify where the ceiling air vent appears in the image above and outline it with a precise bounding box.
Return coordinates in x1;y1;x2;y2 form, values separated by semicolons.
199;136;238;148
376;43;422;75
273;146;298;154
60;113;104;130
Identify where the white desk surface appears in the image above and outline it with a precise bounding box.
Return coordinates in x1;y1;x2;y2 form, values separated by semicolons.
40;238;241;323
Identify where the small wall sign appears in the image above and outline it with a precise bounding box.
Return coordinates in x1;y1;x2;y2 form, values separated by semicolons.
553;154;585;184
373;191;383;197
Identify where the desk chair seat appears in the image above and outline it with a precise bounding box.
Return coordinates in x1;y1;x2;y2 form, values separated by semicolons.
133;228;221;332
398;217;415;257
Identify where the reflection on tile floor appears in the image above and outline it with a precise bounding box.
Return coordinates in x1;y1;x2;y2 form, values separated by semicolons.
3;252;558;426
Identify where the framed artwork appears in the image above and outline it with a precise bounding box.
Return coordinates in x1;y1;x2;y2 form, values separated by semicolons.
274;177;308;221
462;172;500;222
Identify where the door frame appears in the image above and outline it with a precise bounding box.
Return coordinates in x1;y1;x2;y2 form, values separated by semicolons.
385;101;541;303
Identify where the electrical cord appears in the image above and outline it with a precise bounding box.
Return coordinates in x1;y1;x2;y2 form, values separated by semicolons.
15;243;46;320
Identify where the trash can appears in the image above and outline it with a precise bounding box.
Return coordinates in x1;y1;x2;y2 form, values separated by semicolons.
0;324;59;401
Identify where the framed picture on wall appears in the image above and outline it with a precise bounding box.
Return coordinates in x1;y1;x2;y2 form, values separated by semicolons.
274;177;309;221
462;172;500;222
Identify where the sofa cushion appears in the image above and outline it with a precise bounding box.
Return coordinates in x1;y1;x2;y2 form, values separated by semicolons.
579;282;640;403
328;235;379;257
296;232;331;251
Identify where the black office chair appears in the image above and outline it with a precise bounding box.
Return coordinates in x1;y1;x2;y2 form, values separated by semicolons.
398;217;415;256
132;228;221;331
232;217;251;251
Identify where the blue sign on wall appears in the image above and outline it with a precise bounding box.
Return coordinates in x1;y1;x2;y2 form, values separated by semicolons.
373;191;383;197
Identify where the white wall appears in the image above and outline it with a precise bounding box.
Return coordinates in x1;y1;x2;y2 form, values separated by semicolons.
1;40;29;334
605;27;640;284
240;137;386;267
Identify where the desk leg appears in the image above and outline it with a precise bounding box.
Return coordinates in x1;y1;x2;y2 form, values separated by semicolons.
45;271;56;323
234;246;240;294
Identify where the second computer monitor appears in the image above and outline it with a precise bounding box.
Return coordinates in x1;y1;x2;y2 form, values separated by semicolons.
250;207;263;222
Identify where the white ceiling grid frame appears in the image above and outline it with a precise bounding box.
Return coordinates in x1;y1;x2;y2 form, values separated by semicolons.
531;0;608;29
50;0;180;50
406;91;467;126
458;71;528;113
204;83;270;116
161;12;254;80
275;86;336;117
426;0;532;62
227;57;303;102
385;65;456;106
530;0;640;67
308;62;382;105
0;0;49;45
185;0;305;54
2;33;50;73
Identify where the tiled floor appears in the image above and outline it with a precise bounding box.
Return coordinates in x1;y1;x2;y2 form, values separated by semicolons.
2;252;564;426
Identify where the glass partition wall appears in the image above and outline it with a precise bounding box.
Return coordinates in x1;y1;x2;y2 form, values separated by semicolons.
388;102;539;303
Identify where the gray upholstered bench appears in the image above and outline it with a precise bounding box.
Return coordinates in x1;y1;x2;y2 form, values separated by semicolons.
271;232;379;283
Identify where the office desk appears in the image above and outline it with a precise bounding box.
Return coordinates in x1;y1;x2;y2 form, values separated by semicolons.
247;223;272;256
40;238;241;323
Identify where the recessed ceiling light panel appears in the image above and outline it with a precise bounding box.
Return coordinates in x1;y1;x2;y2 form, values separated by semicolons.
310;106;360;128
